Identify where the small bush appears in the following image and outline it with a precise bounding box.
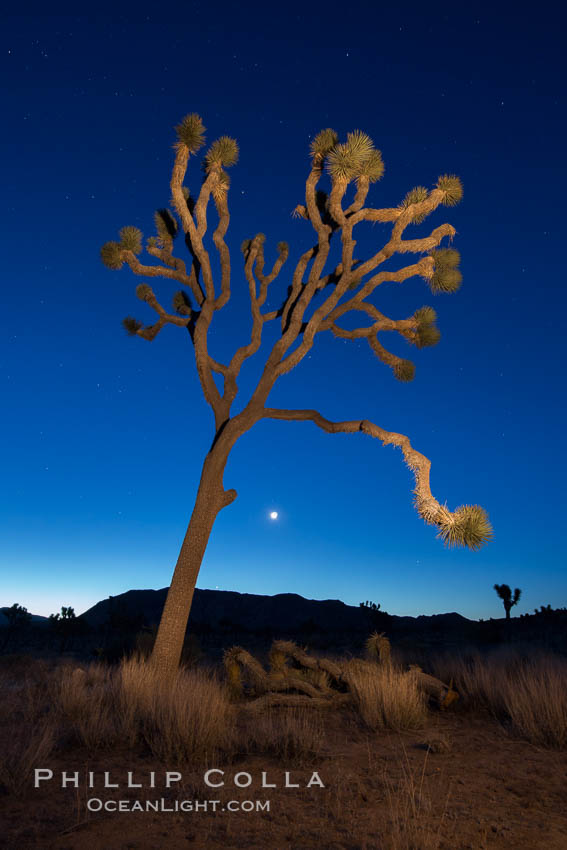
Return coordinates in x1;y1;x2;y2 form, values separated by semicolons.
119;656;235;763
501;656;567;749
429;648;567;748
346;660;428;731
55;664;118;750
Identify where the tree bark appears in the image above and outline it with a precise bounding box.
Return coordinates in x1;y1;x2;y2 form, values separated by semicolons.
150;448;229;676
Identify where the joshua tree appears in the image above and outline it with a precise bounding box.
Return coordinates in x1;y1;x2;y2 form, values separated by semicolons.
493;584;522;619
1;603;32;650
101;113;493;675
49;605;80;651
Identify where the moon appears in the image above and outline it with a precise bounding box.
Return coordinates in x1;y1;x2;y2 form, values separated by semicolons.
269;511;278;520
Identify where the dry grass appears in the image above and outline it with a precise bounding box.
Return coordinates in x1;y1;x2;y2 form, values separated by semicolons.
45;656;236;762
0;670;57;795
119;655;235;763
2;645;567;848
1;643;566;807
383;747;453;850
241;705;326;765
501;656;567;748
346;659;428;731
0;713;56;795
55;664;117;750
429;647;567;748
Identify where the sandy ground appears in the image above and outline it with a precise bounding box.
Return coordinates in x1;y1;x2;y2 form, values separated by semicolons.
2;708;567;849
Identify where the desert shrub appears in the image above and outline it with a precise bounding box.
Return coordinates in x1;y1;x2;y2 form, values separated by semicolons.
0;716;56;795
428;650;506;714
500;655;567;749
346;659;427;731
119;655;235;763
55;663;118;749
0;673;56;795
428;648;567;748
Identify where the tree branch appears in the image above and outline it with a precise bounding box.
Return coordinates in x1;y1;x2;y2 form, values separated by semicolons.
169;144;223;422
211;176;232;310
262;408;492;549
170;144;216;301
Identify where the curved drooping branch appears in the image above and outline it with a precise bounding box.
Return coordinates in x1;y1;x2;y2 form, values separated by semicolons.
367;334;416;382
262;408;493;551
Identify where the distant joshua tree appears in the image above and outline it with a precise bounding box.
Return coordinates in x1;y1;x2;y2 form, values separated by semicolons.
5;603;32;627
49;606;79;652
1;603;32;650
101;113;493;675
493;584;522;619
360;601;381;611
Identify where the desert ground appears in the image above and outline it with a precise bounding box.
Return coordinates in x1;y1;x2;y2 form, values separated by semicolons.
1;627;567;850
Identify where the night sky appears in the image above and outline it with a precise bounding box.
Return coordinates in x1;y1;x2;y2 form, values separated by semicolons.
2;4;565;620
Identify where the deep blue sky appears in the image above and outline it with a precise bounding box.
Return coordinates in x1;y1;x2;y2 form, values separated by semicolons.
2;4;565;620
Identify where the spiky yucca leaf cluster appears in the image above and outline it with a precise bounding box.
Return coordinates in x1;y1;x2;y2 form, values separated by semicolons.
434;247;460;267
414;305;436;325
253;232;266;245
100;241;123;270
223;647;244;698
172;291;192;316
357;149;384;183
365;632;391;665
174;113;206;152
154;209;178;244
291;204;308;219
240;239;252;256
394;359;416;382
431;268;462;294
277;241;289;256
413;306;441;348
346;130;374;161
146;237;158;248
399;186;429;223
205;136;239;170
212;170;231;201
437;505;493;550
326;131;384;183
310;128;339;158
119;226;143;254
429;248;462;294
122;317;142;336
135;284;153;302
437;174;463;207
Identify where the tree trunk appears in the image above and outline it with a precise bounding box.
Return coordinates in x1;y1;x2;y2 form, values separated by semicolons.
505;604;511;619
150;448;229;676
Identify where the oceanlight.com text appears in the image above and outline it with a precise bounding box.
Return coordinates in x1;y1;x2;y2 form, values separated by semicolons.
86;798;270;813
